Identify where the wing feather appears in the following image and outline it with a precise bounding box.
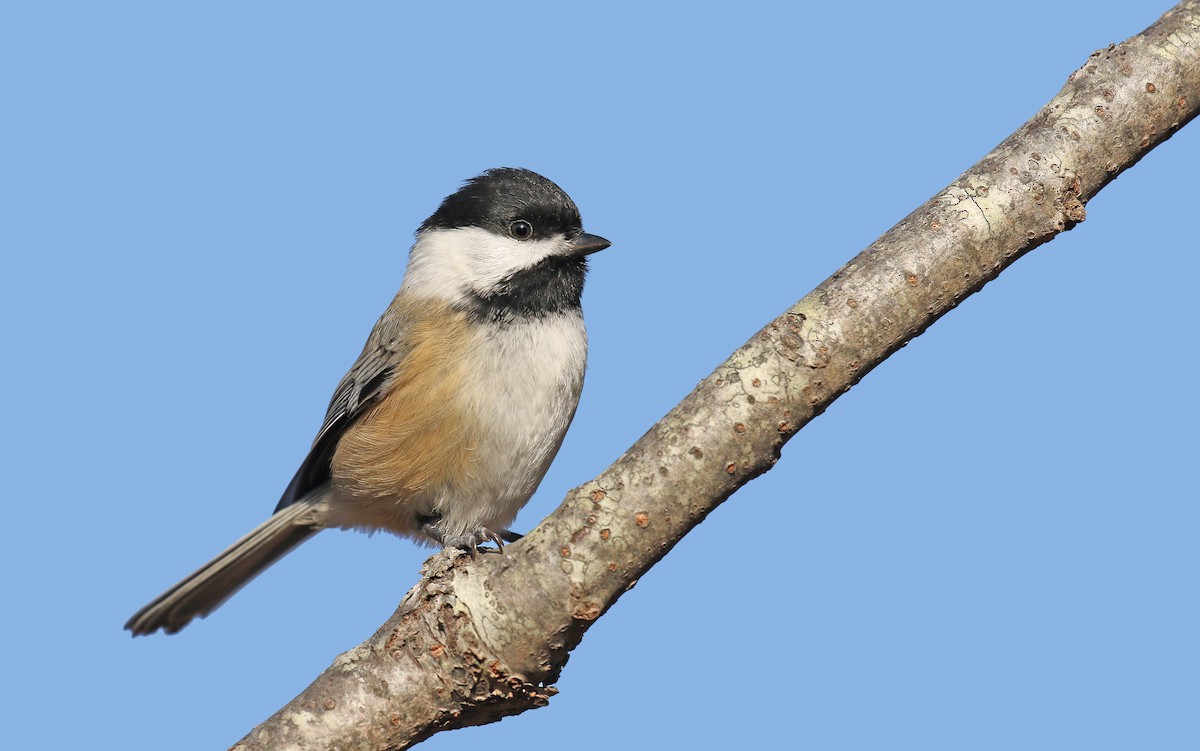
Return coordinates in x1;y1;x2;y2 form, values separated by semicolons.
274;298;412;511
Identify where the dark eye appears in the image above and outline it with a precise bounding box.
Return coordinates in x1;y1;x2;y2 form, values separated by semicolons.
509;219;533;240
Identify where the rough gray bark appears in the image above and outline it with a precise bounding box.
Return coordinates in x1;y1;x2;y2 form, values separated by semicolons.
234;4;1200;749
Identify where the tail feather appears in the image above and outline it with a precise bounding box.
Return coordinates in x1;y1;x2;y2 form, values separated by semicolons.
125;498;326;636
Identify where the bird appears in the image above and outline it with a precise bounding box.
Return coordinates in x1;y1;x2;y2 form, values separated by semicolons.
125;168;610;636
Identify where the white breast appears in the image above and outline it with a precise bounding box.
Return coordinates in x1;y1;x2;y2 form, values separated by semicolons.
437;310;588;536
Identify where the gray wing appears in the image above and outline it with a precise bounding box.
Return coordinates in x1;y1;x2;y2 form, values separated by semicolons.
274;310;410;512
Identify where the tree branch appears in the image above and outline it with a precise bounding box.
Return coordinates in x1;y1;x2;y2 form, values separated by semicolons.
234;3;1200;749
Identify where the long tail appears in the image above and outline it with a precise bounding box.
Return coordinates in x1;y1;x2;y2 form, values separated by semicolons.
125;498;326;636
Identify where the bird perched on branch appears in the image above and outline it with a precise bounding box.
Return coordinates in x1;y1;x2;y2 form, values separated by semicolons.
126;168;610;635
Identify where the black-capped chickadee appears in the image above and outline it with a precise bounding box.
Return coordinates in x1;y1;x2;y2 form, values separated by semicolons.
126;168;610;636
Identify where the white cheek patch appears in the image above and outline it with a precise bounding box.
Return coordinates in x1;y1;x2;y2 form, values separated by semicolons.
400;227;569;303
399;229;473;303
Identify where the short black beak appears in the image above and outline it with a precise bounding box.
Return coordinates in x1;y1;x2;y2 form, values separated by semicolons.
571;232;611;256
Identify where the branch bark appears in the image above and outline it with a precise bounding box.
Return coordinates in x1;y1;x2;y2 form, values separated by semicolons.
235;4;1200;749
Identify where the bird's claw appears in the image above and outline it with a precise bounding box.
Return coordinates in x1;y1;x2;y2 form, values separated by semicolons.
422;524;513;557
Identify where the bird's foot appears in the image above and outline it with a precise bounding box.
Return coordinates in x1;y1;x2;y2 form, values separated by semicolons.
422;524;515;557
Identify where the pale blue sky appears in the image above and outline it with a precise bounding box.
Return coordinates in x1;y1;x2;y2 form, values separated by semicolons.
3;3;1197;749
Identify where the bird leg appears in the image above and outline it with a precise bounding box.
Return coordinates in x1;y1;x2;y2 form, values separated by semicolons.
421;523;510;557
